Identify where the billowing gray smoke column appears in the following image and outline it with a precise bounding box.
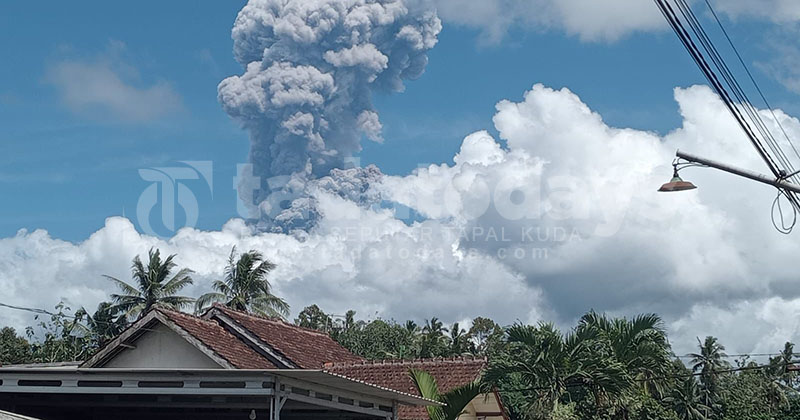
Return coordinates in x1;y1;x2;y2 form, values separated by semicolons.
219;0;441;233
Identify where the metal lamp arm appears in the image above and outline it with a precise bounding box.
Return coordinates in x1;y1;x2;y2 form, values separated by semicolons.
676;150;800;195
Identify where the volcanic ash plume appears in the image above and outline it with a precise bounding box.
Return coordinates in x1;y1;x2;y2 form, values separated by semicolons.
218;0;441;232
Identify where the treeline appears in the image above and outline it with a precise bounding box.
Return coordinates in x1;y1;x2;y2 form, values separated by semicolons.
294;305;800;420
0;302;125;364
3;303;800;420
296;304;503;360
1;247;800;420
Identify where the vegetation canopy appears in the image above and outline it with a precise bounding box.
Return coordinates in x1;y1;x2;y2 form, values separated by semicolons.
3;248;800;420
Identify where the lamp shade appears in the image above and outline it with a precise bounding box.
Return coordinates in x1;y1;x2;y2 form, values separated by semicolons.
658;172;697;192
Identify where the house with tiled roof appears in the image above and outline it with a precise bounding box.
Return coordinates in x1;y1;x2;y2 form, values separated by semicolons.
82;304;363;370
0;305;507;420
327;358;509;420
201;304;363;369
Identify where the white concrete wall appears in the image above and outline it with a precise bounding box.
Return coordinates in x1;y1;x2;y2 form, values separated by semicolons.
104;323;222;369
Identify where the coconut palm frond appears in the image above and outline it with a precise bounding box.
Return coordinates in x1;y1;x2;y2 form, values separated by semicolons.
105;248;195;319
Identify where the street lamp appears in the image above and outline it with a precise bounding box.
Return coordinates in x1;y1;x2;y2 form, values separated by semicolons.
661;149;800;234
658;150;800;197
658;167;697;192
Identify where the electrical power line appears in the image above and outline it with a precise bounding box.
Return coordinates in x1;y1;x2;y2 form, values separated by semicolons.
654;0;800;232
702;0;800;164
656;0;780;176
0;301;132;331
674;352;787;359
675;0;797;182
0;302;59;317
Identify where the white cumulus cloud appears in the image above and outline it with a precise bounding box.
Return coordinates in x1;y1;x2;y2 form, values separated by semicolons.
432;0;800;43
381;82;800;354
712;0;800;22
5;82;800;356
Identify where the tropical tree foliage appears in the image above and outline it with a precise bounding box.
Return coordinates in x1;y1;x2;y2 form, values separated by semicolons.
769;342;796;388
448;322;471;355
0;327;32;364
106;248;194;318
301;305;501;360
665;376;709;420
468;317;505;355
296;304;334;331
0;303;125;365
74;302;128;349
3;254;800;420
419;317;449;358
576;311;672;398
25;303;94;363
484;313;672;419
409;368;482;420
717;361;787;420
334;319;417;359
195;247;289;318
690;336;730;416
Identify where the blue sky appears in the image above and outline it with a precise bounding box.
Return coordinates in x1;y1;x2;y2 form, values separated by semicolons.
0;0;764;240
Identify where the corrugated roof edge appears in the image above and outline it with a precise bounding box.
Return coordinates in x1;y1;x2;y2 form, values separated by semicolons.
0;409;43;419
311;370;444;406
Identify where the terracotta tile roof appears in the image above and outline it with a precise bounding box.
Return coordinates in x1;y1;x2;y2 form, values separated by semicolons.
83;307;496;417
325;357;487;420
157;308;277;369
210;305;363;368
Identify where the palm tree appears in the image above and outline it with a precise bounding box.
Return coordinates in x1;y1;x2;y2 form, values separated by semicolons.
424;318;446;335
488;314;667;417
448;323;470;356
75;302;128;348
106;248;194;319
665;377;709;420
690;336;728;375
577;311;672;397
409;368;481;420
343;310;357;332
195;247;289;318
570;346;631;415
689;336;728;416
486;323;587;417
770;342;796;388
419;318;448;358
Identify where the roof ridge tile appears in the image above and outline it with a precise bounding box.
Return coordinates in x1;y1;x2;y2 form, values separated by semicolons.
324;355;488;368
210;304;363;368
211;304;331;337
